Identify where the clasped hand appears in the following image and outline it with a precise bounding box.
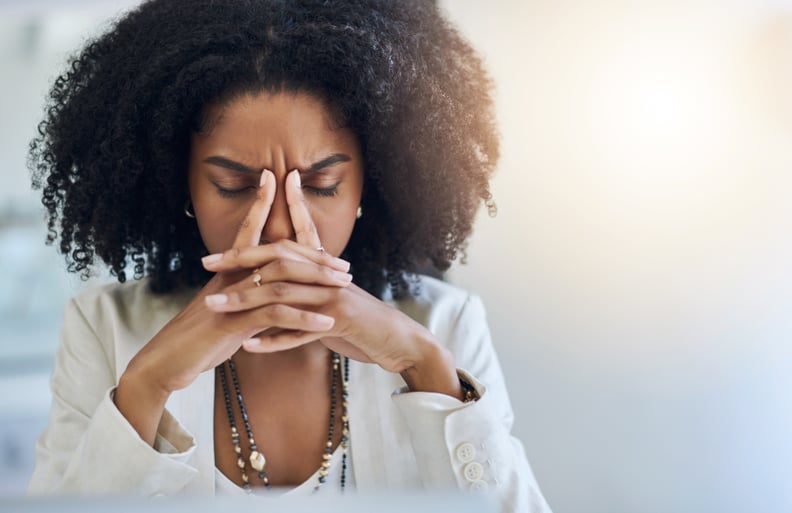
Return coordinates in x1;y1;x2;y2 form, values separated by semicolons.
201;169;421;372
125;169;453;398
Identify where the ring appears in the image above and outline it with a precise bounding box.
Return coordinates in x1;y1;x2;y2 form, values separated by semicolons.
316;246;325;253
252;268;262;287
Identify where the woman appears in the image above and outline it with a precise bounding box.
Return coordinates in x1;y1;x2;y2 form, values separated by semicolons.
27;1;552;511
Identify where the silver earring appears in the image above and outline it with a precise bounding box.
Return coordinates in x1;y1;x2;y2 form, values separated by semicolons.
356;205;363;219
184;200;195;218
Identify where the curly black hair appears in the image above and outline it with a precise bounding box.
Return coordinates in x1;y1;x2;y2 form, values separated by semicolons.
29;0;498;300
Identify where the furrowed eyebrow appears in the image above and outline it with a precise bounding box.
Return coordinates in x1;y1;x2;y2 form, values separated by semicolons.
203;153;351;176
303;153;351;175
203;156;259;175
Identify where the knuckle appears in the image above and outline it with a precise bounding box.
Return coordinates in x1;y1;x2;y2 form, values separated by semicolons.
271;243;288;259
266;303;287;320
296;226;317;239
269;282;289;298
272;258;289;274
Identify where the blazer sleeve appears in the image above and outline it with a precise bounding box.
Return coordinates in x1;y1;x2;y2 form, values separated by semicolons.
391;293;553;513
28;298;199;495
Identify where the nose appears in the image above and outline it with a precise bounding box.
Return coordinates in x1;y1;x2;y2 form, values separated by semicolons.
260;171;296;244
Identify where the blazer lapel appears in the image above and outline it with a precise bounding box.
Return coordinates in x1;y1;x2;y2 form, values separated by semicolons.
166;368;217;495
348;359;419;489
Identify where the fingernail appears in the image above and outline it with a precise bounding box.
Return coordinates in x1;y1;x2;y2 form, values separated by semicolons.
333;257;351;272
291;169;301;188
202;254;223;266
260;169;272;187
314;314;335;328
242;338;262;349
204;294;228;307
333;271;353;284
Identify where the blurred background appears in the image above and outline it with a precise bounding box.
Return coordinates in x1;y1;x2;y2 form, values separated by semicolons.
1;0;790;512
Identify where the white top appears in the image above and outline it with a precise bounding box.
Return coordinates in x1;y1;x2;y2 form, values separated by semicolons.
28;274;552;513
214;444;355;496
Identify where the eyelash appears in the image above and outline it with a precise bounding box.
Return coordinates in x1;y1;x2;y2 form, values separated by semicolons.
213;184;340;198
305;184;340;197
215;186;252;198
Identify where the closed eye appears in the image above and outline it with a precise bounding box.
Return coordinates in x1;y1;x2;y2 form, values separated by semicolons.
211;182;340;198
304;184;340;197
213;184;255;198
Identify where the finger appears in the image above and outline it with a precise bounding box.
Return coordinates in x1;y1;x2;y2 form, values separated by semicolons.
202;239;351;272
219;260;352;293
253;259;352;288
231;169;276;248
249;303;335;333
286;169;323;250
205;281;345;312
243;329;329;353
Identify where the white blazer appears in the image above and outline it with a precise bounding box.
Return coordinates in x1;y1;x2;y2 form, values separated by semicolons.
28;275;552;513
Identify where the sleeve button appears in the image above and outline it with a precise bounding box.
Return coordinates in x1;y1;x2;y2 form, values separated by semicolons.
455;442;476;463
470;479;489;492
463;461;484;482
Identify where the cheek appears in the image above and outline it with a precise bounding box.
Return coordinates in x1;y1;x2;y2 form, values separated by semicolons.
192;193;252;254
307;198;359;256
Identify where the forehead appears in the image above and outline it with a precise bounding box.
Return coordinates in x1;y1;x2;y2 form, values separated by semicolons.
194;91;358;163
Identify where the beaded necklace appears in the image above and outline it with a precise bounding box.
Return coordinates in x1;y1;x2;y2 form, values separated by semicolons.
217;352;350;492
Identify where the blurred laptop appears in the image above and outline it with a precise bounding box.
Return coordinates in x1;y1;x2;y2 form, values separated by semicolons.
1;491;498;513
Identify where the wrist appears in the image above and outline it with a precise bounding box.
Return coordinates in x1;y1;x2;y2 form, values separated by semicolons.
115;369;171;447
116;367;170;411
399;326;462;400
